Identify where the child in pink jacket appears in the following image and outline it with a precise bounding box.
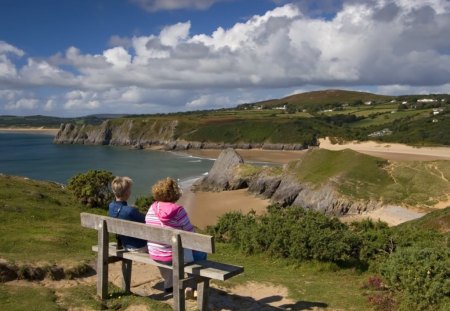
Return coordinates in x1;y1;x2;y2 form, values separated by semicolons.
146;177;206;296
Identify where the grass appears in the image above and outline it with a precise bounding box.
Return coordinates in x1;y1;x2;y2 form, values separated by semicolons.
0;284;62;311
399;206;450;233
1;174;448;310
0;174;378;310
287;149;450;206
210;243;373;310
0;175;103;264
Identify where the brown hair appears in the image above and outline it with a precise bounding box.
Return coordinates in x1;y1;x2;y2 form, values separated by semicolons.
111;176;133;199
152;177;181;203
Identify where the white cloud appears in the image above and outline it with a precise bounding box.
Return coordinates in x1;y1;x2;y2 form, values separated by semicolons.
0;41;24;80
0;41;24;56
376;83;450;95
103;47;131;68
2;1;450;115
186;94;233;108
130;0;228;12
5;98;39;110
64;90;100;110
44;98;56;111
160;22;191;47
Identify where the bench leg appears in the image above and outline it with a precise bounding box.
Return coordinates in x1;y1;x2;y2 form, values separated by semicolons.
97;220;109;300
197;279;210;311
172;234;185;311
121;259;132;293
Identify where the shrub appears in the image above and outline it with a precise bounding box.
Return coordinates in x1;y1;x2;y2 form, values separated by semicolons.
210;205;355;262
67;170;114;209
380;247;450;310
349;220;394;262
134;195;154;214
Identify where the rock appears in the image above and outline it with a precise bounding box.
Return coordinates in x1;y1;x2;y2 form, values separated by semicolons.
270;175;303;206
193;148;245;191
248;174;282;199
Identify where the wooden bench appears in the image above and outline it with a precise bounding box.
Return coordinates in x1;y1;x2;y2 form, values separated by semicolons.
80;213;244;311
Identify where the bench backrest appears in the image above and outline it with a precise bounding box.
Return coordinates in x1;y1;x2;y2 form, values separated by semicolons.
80;212;215;253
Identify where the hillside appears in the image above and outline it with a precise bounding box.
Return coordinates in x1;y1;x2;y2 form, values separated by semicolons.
194;148;450;215
238;89;393;111
51;89;450;148
399;206;450;232
0;174;100;263
0;115;108;128
1;174;448;310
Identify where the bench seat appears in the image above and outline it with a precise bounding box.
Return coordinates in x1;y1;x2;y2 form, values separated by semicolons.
92;243;243;281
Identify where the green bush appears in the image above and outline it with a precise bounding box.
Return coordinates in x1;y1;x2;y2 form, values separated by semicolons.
380;247;450;310
134;195;154;214
210;205;355;262
67;170;114;209
349;220;394;262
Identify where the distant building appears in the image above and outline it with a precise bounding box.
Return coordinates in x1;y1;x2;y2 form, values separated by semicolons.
273;105;286;110
432;119;439;123
432;108;444;115
364;101;372;105
368;128;392;138
418;98;436;103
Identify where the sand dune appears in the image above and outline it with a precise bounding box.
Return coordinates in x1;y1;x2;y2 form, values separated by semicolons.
318;137;450;161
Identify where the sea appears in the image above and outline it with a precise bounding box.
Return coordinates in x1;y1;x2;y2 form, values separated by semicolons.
0;132;214;202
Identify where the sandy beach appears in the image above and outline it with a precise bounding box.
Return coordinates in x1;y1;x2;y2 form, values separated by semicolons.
0;127;59;135
179;188;270;229
318;137;450;161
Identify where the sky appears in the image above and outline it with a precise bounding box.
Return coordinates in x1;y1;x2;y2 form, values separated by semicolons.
0;0;450;117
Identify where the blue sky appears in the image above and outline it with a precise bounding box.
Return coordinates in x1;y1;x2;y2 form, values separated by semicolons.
1;0;449;117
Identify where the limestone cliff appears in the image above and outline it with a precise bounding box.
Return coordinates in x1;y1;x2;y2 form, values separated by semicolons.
54;119;178;147
53;120;310;151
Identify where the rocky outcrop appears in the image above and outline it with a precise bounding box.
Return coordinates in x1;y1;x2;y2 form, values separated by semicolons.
196;149;396;216
193;148;247;191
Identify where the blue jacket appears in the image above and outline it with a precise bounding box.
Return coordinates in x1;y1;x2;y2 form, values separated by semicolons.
108;200;147;249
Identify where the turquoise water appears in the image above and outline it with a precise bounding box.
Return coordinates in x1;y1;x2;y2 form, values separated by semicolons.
0;132;214;200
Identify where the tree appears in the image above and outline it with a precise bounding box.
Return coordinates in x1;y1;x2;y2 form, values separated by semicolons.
67;170;114;208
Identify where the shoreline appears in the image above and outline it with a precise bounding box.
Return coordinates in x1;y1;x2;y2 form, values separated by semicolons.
0;127;59;136
179;148;309;164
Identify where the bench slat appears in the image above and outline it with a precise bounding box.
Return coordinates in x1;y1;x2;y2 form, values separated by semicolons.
81;213;214;253
92;244;243;281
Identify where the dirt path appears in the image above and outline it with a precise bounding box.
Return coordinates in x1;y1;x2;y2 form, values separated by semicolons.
6;261;314;311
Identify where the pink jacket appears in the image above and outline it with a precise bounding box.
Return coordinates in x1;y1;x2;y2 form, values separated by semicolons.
145;201;194;262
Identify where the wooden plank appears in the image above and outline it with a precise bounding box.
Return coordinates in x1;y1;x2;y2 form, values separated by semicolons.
81;213;214;253
121;259;132;293
92;244;244;281
197;279;210;311
172;234;185;311
184;261;244;281
97;220;109;299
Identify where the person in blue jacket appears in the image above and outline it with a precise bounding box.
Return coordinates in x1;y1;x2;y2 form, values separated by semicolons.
108;176;147;252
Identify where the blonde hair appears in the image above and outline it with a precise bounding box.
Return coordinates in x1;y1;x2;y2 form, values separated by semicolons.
111;176;133;199
152;177;181;203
